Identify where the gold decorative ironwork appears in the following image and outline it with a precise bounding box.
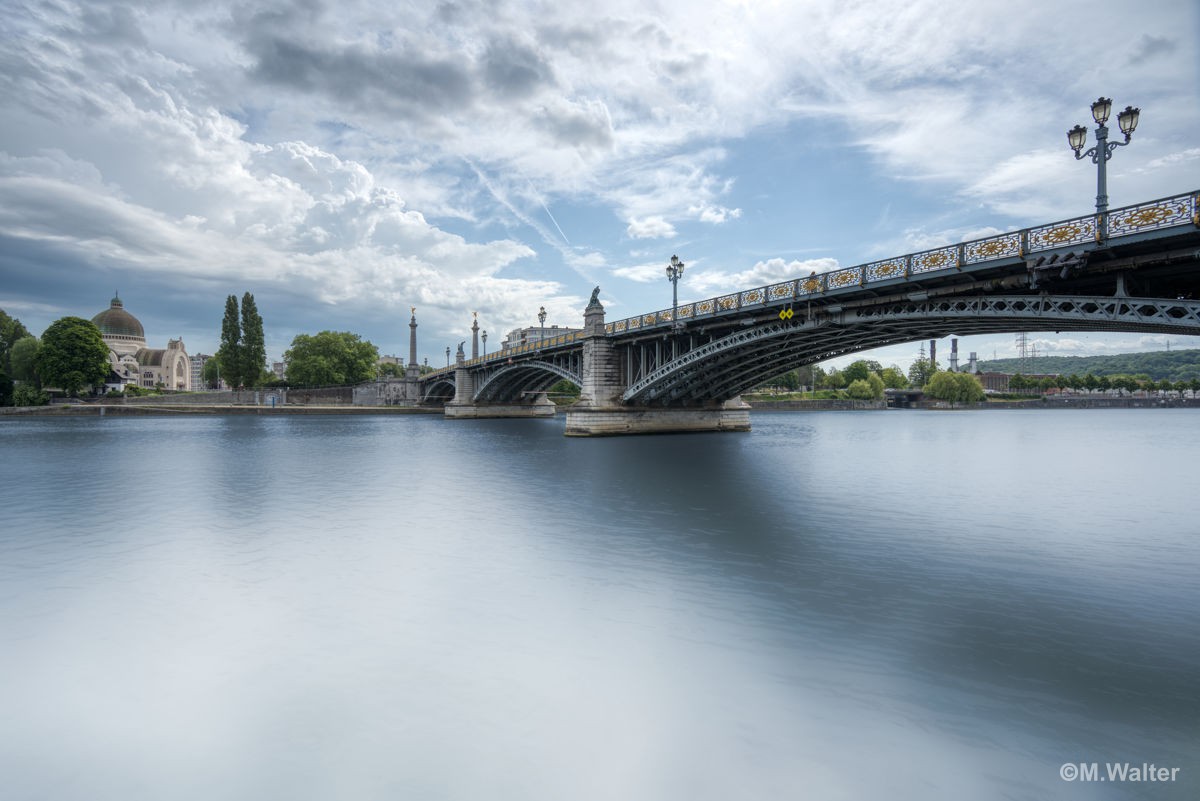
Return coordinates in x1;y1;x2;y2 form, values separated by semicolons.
741;289;764;305
964;233;1020;263
798;277;822;295
696;299;715;315
865;259;906;282
643;314;658;325
827;268;860;289
613;321;626;332
659;310;673;322
717;294;738;311
1108;199;1192;236
627;317;640;329
1029;216;1096;251
678;305;694;318
768;281;795;300
911;247;957;274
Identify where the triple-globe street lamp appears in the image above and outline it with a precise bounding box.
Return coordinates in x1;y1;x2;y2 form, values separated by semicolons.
666;255;685;330
1067;97;1140;219
537;306;547;350
482;329;488;356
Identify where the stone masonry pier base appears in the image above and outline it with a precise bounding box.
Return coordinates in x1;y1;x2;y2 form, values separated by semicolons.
564;398;751;437
445;395;557;419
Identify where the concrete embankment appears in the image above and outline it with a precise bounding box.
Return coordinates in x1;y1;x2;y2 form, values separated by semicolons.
746;399;885;411
745;397;1200;411
0;403;441;417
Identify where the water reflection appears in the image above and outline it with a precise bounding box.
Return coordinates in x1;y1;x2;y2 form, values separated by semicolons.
0;410;1196;800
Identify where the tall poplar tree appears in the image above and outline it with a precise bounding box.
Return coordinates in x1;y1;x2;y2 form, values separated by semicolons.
217;295;243;388
240;292;266;387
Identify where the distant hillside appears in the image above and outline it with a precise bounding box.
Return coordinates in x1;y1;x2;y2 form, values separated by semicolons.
977;350;1200;382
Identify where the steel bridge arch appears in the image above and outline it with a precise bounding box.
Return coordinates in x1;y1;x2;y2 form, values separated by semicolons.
472;360;582;403
421;376;456;402
621;294;1200;405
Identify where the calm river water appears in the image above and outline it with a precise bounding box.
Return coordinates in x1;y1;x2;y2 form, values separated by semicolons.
1;409;1197;800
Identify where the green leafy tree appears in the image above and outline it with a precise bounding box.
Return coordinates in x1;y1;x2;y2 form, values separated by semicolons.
216;295;243;388
548;378;581;405
842;360;873;383
10;336;40;385
824;368;847;390
378;361;404;378
35;317;109;396
13;384;49;406
880;365;908;389
1;309;30;374
240;292;266;387
925;372;985;404
201;355;222;389
284;331;379;386
908;357;937;388
846;379;876;400
0;371;10;406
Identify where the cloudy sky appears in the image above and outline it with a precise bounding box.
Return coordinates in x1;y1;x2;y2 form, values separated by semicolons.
2;0;1198;369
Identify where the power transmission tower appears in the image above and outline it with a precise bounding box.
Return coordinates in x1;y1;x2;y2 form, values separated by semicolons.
1015;332;1029;375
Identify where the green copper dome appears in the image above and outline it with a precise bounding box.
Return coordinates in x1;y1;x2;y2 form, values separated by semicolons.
91;295;145;339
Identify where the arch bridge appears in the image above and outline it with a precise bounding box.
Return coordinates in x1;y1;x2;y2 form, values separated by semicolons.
406;190;1200;434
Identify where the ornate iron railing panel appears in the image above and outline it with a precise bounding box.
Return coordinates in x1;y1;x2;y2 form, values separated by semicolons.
768;281;796;301
678;304;694;319
695;299;716;316
797;276;824;296
865;257;907;282
1108;195;1195;237
1028;215;1097;251
910;247;957;275
826;266;862;290
740;288;766;305
717;293;739;311
964;232;1021;263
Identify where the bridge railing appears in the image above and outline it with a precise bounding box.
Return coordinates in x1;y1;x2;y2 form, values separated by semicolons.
423;330;588;379
605;190;1199;335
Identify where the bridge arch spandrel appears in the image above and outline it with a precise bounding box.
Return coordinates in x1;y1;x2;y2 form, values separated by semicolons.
473;361;582;403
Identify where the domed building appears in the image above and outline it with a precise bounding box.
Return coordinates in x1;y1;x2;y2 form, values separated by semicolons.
92;295;191;391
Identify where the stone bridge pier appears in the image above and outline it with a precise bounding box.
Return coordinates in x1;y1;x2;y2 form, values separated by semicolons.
444;341;556;420
564;296;750;436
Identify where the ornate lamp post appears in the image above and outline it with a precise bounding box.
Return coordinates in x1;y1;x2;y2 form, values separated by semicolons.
482;329;488;357
666;255;685;330
445;346;450;367
1068;97;1140;219
537;305;547;350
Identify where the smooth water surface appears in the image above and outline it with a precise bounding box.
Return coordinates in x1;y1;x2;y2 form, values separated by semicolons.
1;409;1197;800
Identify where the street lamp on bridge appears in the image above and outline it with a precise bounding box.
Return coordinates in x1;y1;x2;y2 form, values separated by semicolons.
1068;97;1140;217
482;329;487;356
666;255;685;330
537;305;547;350
446;346;450;367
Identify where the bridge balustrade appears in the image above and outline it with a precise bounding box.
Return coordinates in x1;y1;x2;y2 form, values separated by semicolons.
604;190;1200;335
420;191;1198;384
